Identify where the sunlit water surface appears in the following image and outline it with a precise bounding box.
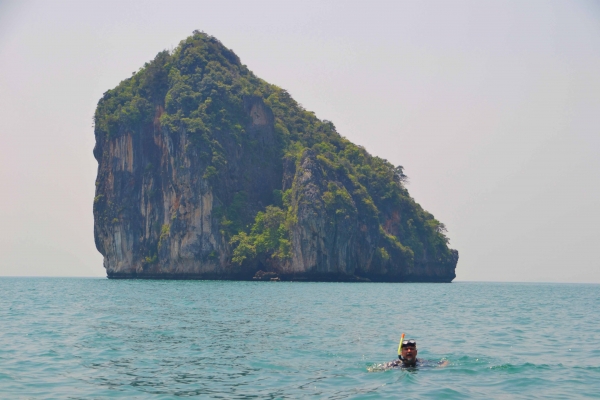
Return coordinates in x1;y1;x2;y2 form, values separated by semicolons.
1;278;599;398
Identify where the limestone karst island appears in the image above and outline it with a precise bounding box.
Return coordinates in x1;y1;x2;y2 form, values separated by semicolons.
93;32;458;282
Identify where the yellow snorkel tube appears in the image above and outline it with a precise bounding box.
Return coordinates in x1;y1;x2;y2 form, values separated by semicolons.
397;333;405;359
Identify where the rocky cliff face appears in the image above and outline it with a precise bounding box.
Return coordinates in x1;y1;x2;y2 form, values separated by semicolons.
93;32;457;282
94;96;281;278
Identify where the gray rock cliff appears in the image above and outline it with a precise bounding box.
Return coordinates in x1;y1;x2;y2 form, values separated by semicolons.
93;32;458;282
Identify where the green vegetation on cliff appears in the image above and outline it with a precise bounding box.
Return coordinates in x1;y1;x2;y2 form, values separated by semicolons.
94;31;456;280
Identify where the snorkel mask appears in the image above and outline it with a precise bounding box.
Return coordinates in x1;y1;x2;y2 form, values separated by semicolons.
398;334;417;360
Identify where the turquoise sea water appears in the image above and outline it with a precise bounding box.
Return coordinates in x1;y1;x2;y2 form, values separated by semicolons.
1;278;599;399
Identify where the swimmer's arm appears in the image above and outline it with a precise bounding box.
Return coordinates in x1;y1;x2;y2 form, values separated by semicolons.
437;359;449;367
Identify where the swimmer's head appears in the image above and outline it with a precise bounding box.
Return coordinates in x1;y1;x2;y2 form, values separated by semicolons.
401;339;418;365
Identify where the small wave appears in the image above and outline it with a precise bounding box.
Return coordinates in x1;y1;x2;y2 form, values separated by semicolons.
366;363;389;372
489;362;551;373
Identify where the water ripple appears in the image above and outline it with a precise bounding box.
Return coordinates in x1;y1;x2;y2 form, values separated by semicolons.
0;279;599;398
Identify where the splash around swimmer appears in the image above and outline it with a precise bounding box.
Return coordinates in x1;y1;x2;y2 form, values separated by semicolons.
369;336;449;371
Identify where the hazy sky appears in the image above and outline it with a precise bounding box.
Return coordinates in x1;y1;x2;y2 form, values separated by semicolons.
1;0;599;282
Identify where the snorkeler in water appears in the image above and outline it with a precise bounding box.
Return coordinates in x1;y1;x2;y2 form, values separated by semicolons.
384;338;449;369
390;339;419;368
